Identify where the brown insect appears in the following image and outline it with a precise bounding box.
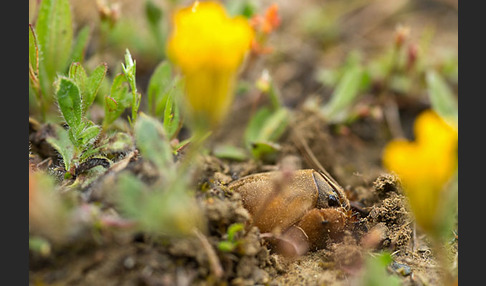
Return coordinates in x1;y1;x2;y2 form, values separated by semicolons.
229;168;352;256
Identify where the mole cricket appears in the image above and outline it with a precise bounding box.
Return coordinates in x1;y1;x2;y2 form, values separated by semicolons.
229;168;352;256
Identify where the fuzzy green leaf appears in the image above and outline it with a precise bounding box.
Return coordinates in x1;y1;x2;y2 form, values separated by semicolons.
134;114;174;171
117;174;147;219
29;25;39;76
79;125;101;146
105;96;118;113
68;62;87;93
117;174;204;236
46;125;74;172
100;132;134;154
103;74;131;127
69;62;107;114
426;69;458;124
36;0;73;84
56;77;83;133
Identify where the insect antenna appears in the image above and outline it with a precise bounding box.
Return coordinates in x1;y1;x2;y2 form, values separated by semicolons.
290;126;344;194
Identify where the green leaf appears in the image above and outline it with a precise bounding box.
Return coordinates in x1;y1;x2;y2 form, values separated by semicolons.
29;24;39;76
100;132;134;154
226;0;257;18
217;241;236;252
36;0;73;84
105;96;118;113
29;236;51;256
244;107;272;148
122;49;136;81
117;174;147;219
145;0;163;26
78;146;103;164
147;61;173;116
69;62;107;114
245;107;289;151
360;252;401;286
56;77;83;133
322;64;364;123
117;173;204;236
79;125;101;146
255;108;289;142
46;125;75;172
84;63;108;114
134;114;173;171
213;144;247;161
426;69;458;125
227;223;244;242
70;26;90;64
245;107;289;147
163;89;182;139
250;141;281;162
103;74;131;127
68;62;87;94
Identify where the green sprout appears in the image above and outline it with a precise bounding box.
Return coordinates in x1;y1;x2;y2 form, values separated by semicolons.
244;70;289;162
121;49;141;125
102;73;132;130
115;114;205;236
146;60;184;139
357;252;401;286
217;223;245;252
46;63;108;179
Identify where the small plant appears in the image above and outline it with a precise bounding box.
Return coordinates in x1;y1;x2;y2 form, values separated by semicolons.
146;60;184;139
102;73;132;130
244;70;289;162
217;223;245;252
29;0;90;120
115;114;205;236
318;52;370;123
121;49;142;125
356;252;401;286
47;64;108;179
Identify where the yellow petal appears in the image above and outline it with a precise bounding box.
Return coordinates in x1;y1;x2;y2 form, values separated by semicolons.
166;1;254;128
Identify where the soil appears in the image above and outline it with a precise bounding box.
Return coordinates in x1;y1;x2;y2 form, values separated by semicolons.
29;107;457;286
29;0;458;285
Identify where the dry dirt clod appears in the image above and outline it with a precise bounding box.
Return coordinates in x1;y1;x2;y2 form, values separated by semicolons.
373;173;402;199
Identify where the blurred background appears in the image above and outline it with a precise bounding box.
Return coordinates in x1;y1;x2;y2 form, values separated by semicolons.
29;0;457;108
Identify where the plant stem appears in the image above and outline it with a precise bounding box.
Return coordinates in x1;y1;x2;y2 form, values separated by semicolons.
431;236;454;286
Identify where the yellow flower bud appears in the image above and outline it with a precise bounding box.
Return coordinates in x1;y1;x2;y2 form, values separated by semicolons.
382;110;457;234
166;1;254;129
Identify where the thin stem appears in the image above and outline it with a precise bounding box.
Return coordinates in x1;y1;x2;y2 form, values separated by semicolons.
177;129;212;176
431;237;454;286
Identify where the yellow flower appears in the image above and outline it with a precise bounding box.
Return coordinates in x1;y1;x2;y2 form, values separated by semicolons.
166;1;254;129
382;110;457;234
